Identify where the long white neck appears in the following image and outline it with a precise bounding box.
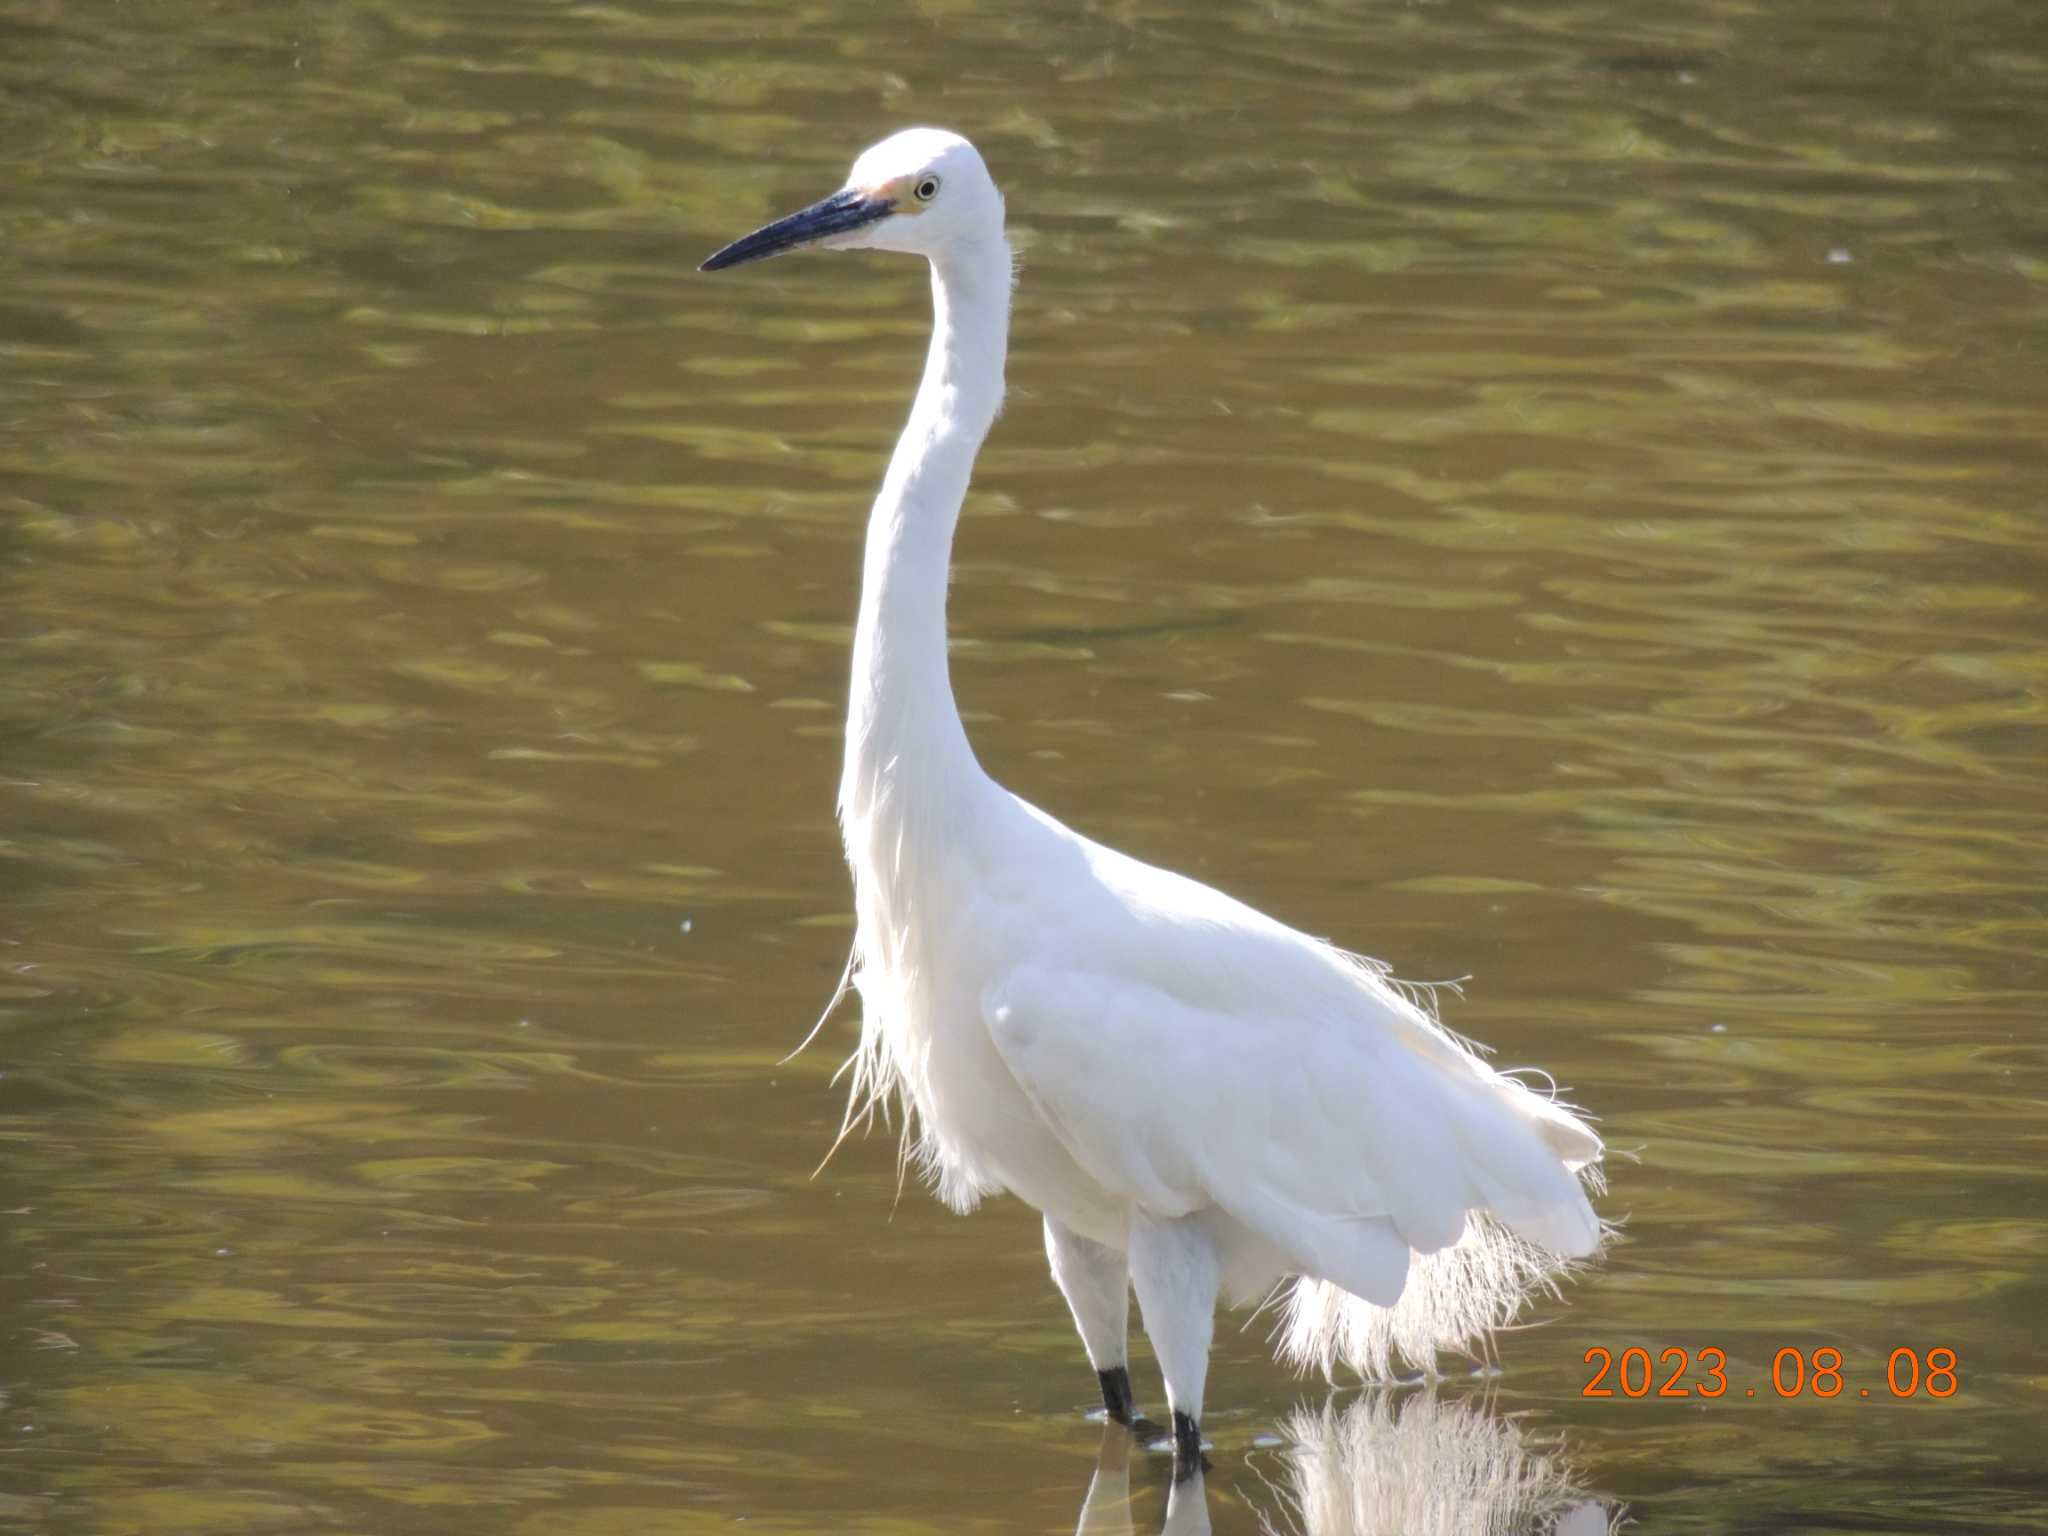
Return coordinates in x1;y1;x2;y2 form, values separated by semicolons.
840;229;1012;823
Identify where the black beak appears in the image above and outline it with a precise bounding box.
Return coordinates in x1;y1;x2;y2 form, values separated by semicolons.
699;188;896;272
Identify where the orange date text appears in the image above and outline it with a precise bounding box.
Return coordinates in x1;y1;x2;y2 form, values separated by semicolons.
1581;1346;1958;1400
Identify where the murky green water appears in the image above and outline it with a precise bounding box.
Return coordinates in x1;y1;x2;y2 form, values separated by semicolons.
4;0;2045;1530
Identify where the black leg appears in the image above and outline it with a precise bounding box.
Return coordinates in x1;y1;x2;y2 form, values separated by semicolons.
1171;1410;1204;1479
1097;1365;1135;1425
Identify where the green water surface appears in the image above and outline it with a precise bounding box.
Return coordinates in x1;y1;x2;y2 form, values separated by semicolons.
3;1;2045;1531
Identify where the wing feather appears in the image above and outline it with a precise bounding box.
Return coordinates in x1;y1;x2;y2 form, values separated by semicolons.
983;954;1600;1299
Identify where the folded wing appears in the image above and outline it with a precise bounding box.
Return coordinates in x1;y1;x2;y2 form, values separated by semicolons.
982;950;1601;1312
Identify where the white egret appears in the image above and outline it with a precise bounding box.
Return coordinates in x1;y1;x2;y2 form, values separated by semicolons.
702;129;1606;1472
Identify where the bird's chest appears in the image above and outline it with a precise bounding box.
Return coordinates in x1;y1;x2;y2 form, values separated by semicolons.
845;812;998;1073
843;810;1112;1223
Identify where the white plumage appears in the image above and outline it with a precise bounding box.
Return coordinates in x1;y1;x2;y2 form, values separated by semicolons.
702;127;1605;1468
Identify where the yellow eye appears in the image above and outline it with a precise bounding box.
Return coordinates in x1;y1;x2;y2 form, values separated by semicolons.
913;175;941;202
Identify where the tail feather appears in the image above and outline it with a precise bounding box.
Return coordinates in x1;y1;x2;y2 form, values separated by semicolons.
1273;1195;1612;1381
1268;1000;1610;1378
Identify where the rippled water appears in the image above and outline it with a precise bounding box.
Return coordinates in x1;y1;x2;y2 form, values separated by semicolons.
3;0;2045;1530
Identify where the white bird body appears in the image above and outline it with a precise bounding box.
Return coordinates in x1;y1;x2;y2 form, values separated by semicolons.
704;127;1605;1466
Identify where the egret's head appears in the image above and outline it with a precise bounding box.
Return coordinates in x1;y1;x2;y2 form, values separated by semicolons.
700;128;1000;273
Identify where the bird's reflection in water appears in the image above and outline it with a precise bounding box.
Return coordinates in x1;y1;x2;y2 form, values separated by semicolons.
1073;1389;1616;1536
1075;1422;1211;1536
